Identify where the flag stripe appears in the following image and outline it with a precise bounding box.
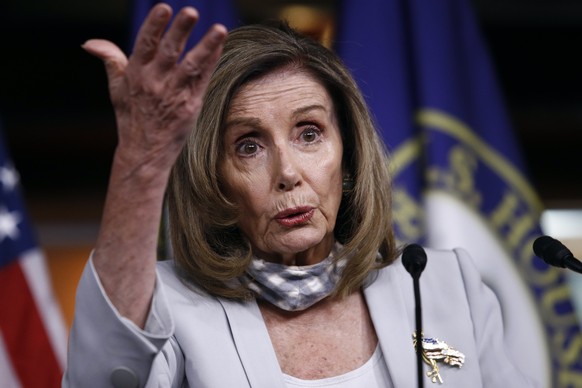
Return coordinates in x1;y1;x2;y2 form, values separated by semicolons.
0;260;62;387
20;250;68;369
0;333;21;388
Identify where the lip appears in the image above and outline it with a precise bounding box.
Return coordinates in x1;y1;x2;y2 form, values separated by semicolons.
275;206;315;227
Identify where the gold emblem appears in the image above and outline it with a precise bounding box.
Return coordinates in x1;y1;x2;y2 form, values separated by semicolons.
413;333;465;384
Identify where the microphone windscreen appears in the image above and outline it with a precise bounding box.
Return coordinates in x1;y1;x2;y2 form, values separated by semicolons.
402;243;427;277
533;235;572;268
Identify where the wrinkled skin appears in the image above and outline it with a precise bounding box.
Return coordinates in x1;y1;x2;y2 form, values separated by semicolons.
221;69;344;266
85;3;227;327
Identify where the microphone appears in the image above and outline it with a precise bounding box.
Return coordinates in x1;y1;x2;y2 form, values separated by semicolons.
402;243;428;388
403;243;428;279
533;236;582;274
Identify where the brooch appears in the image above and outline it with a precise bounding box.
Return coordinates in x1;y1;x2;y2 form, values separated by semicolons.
412;333;465;384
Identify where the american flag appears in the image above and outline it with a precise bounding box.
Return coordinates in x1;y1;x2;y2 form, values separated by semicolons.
0;133;67;387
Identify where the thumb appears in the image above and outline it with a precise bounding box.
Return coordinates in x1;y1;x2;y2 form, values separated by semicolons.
82;39;129;84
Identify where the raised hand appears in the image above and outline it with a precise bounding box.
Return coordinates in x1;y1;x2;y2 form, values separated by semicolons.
85;4;227;327
83;3;227;173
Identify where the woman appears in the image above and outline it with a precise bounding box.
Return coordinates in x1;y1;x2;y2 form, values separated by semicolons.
65;3;536;387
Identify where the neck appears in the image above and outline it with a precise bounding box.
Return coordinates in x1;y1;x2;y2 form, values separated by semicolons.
254;237;334;266
258;290;354;319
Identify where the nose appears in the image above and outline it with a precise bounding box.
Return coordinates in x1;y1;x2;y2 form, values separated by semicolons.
274;145;301;192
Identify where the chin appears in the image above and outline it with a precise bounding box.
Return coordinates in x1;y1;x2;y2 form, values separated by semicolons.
271;228;331;256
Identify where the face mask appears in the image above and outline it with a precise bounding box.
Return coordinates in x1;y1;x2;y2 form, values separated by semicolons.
244;242;347;311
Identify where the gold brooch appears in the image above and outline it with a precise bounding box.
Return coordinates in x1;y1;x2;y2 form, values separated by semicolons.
412;333;465;384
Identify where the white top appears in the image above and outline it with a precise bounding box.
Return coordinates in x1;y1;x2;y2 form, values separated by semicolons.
283;344;392;387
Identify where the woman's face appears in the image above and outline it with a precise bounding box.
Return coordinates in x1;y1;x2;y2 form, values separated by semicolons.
220;68;344;266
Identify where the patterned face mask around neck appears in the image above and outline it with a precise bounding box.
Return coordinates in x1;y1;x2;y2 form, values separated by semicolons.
244;242;347;311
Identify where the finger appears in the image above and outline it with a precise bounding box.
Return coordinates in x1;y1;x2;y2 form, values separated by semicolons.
82;39;129;81
154;6;199;71
175;24;227;86
132;3;173;65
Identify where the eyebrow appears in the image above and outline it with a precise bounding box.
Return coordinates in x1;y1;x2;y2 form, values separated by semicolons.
226;104;329;129
224;116;263;131
291;104;329;120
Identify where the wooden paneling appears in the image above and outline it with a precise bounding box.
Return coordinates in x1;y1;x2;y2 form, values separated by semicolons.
45;246;92;329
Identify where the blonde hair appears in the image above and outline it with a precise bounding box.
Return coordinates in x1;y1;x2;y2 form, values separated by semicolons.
168;22;397;300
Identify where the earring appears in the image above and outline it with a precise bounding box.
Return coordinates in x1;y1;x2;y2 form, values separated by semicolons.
342;174;354;194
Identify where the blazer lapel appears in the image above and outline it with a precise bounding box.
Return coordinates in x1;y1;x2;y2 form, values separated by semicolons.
219;261;417;387
364;261;418;387
219;298;286;388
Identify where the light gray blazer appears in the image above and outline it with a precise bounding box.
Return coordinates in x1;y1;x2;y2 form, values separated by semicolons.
63;248;536;387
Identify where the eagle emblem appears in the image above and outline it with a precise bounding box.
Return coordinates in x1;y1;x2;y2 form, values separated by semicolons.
413;333;465;384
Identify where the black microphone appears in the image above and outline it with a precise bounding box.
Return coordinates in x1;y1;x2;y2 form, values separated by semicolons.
403;243;428;279
533;235;582;274
402;243;428;388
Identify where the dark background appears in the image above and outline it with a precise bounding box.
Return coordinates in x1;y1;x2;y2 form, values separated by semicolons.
1;0;581;224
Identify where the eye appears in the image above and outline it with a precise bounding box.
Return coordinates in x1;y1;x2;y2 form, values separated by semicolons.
236;140;261;156
300;126;321;143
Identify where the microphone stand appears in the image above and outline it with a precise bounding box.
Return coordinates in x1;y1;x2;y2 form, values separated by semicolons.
412;271;424;388
402;244;427;388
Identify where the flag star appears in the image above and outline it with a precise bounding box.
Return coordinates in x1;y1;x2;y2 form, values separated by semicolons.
0;207;20;241
0;164;19;191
